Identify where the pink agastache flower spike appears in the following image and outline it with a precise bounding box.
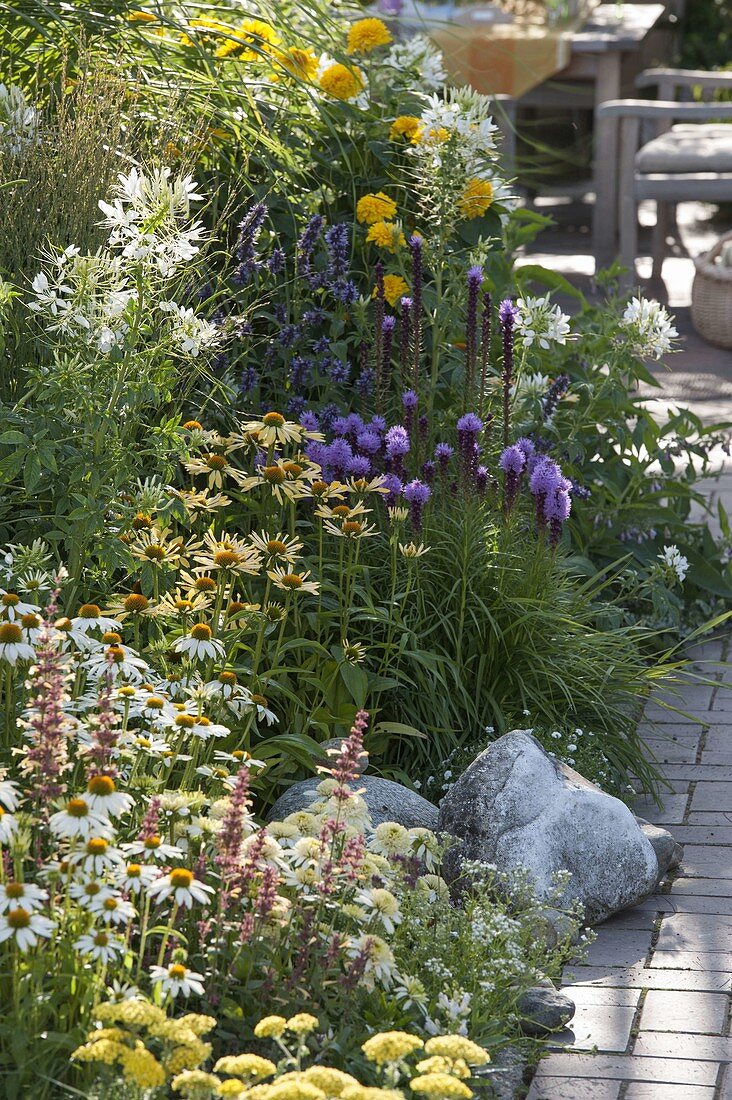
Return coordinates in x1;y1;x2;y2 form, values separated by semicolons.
330;709;369;801
86;661;120;779
137;796;162;842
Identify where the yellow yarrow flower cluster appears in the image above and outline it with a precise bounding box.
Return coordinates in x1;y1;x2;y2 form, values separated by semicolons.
319;63;364;101
119;1046;167;1089
410;1074;472;1098
356;192;397;226
172;1069;223;1097
362;1031;424;1065
96;998;167;1029
457;178;494;220
254;1015;288;1038
366;221;406;253
285;1012;320;1034
389;116;421;142
423;1036;490;1064
347;18;392;54
214;1054;277;1080
415;1056;470;1079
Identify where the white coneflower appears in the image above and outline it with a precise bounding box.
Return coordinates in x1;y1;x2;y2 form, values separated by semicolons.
0;807;19;844
0;590;40;621
49;798;113;840
348;933;396;986
0;881;47;913
84;775;134;819
236;411;314;449
0;622;35;664
71;604;122;635
69;837;125;875
0;907;55;951
145;867;214;909
69;879;115;911
248;530;303;565
149;962;205;998
121;835;183;863
266;567;320;596
0;778;21;811
354;887;402;934
174;623;225;662
194;530;262;577
92;894;137;926
74;929;125;964
115;862;160;894
84;643;150;684
370;821;412;857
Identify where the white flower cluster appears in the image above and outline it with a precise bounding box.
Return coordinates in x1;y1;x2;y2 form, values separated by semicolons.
383;35;446;92
417;87;499;174
29;247;133;353
98;167;205;277
159;301;220;358
658;543;689;584
515;295;571;350
621;295;678;360
0;83;40;157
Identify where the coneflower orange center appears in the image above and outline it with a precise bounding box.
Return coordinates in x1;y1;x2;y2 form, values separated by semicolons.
87;775;116;797
7;908;30;929
170;868;193;888
0;623;22;643
263;412;285;426
190;623;212;640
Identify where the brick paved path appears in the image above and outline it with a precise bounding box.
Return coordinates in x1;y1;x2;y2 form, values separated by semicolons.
528;470;732;1098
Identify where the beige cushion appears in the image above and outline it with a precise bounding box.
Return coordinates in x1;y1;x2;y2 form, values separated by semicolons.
636;124;732;174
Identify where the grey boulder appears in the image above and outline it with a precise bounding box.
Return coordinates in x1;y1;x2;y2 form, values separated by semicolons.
438;731;660;924
267;774;439;830
517;978;575;1035
637;817;684;883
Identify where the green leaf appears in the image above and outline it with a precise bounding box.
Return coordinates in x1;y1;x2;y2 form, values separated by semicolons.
515;263;585;301
339;661;368;707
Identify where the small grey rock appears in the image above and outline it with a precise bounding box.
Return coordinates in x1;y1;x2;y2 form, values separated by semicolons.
267;774;438;830
438;731;660;924
637;817;684;881
517;982;575;1035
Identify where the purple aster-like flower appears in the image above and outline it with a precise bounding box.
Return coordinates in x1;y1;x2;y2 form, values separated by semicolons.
329;357;350;384
331;416;350;437
348;454;372;478
369;416;387;434
403;478;431;532
300;411;320;432
356;429;382;455
346;413;364;435
402;389;418;410
381;472;404;506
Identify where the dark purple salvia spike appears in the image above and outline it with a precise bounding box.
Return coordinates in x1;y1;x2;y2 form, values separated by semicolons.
373;262;386;410
541;373;570;422
499;443;526;513
409;236;423;386
233;201;267;286
399;296;412;388
499;298;519;449
297;214;324;285
480;291;492;419
380;316;395;408
325;223;350;281
465;265;483;411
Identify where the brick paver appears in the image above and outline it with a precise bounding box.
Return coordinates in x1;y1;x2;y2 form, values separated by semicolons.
528;478;732;1098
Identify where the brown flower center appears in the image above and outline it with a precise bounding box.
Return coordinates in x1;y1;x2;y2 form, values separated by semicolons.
262;465;285;484
281;573;303;589
205;454;228;471
263;412;285;426
144;544;166;561
131;513;153;530
102;631;122;644
0;623;22;644
267;540;287;556
170;868;193;888
213;549;240;567
194;577;217;593
7;908;30;929
190;623;212;640
78;604;101;618
5;882;24;899
87;775;115;797
66;798;89;818
218;671;237;685
2;593;19;607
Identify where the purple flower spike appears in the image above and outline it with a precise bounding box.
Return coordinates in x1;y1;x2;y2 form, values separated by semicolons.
456;413;483;485
499;444;526;512
385;425;410;458
402;389;418;410
545;485;572;546
475;465;488;497
499;298;519;326
422;459;436;483
409;237;423;384
382;472;404;506
356;429;382;455
434;442;454;475
404;478;431;531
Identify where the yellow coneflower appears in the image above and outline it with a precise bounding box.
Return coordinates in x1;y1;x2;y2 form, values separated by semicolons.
129;526;191;570
399;542;431;559
193;530;262;577
183;453;249;491
323;517;377;540
248;531;303;564
149;588;212;619
233;411;319;450
315;500;370;522
168;487;232;519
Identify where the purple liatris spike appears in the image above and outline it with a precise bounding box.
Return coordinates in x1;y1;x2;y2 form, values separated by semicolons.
382;472;404;505
399;296;412;382
529;456;564;529
544;484;572;546
380;315;395;403
422;459;436;483
480;290;492;416
465;265;483;408
402;388;418;435
499;443;526;511
541;373;570;422
409;236;423;384
403;478;431;532
385;424;410;476
475;464;488;496
434;442;454;475
456;412;483;483
499;298;518;449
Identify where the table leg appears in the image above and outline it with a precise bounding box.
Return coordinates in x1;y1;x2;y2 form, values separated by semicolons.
592;51;622;270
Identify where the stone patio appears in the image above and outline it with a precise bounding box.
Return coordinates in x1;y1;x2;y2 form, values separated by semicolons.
523;199;732;1098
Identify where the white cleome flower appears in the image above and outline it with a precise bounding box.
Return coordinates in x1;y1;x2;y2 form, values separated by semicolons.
159;301;219;357
149;962;205;998
0;83;40;157
659;544;689;584
0;907;54;951
621;296;678;359
145;867;214;909
383;36;446;92
515;295;571;350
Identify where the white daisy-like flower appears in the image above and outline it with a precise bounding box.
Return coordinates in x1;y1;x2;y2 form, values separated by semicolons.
84;643;150;684
369;821;412;858
149;962;205;998
145;867;214;909
84;775;134;819
0;881;48;913
0;779;21;811
174;623;226;663
0;807;18;844
115;861;161;894
49;798;114;840
74;929;125;964
71;604;122;635
0;590;40;620
93;894;137;926
0;622;35;664
69;878;116;911
68;837;125;875
354;887;402;934
347;932;396;988
0;907;55;952
121;836;184;863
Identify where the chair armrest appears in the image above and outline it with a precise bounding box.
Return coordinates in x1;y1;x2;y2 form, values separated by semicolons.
637;68;732;92
596;99;732;121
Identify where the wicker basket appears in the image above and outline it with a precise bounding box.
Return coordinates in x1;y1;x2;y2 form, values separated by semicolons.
691;232;732;350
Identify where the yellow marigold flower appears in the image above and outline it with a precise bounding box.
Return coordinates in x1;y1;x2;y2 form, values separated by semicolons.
276;46;319;80
410;1075;472;1099
423;1037;489;1065
215;19;280;60
181;17;231;47
178;1013;217;1037
375;274;409;308
319;62;364;101
347;17;392;54
362;1031;424;1065
356;192;397;225
254;1015;288;1039
127;9;156;21
214;1054;276;1080
119;1047;166;1089
389;115;421;141
458;178;494;220
172;1069;223;1097
415;1057;470;1079
302;1067;360;1094
366;221;405;253
285;1012;320;1035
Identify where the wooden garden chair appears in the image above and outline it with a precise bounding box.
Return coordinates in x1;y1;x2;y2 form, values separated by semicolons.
594;68;732;286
